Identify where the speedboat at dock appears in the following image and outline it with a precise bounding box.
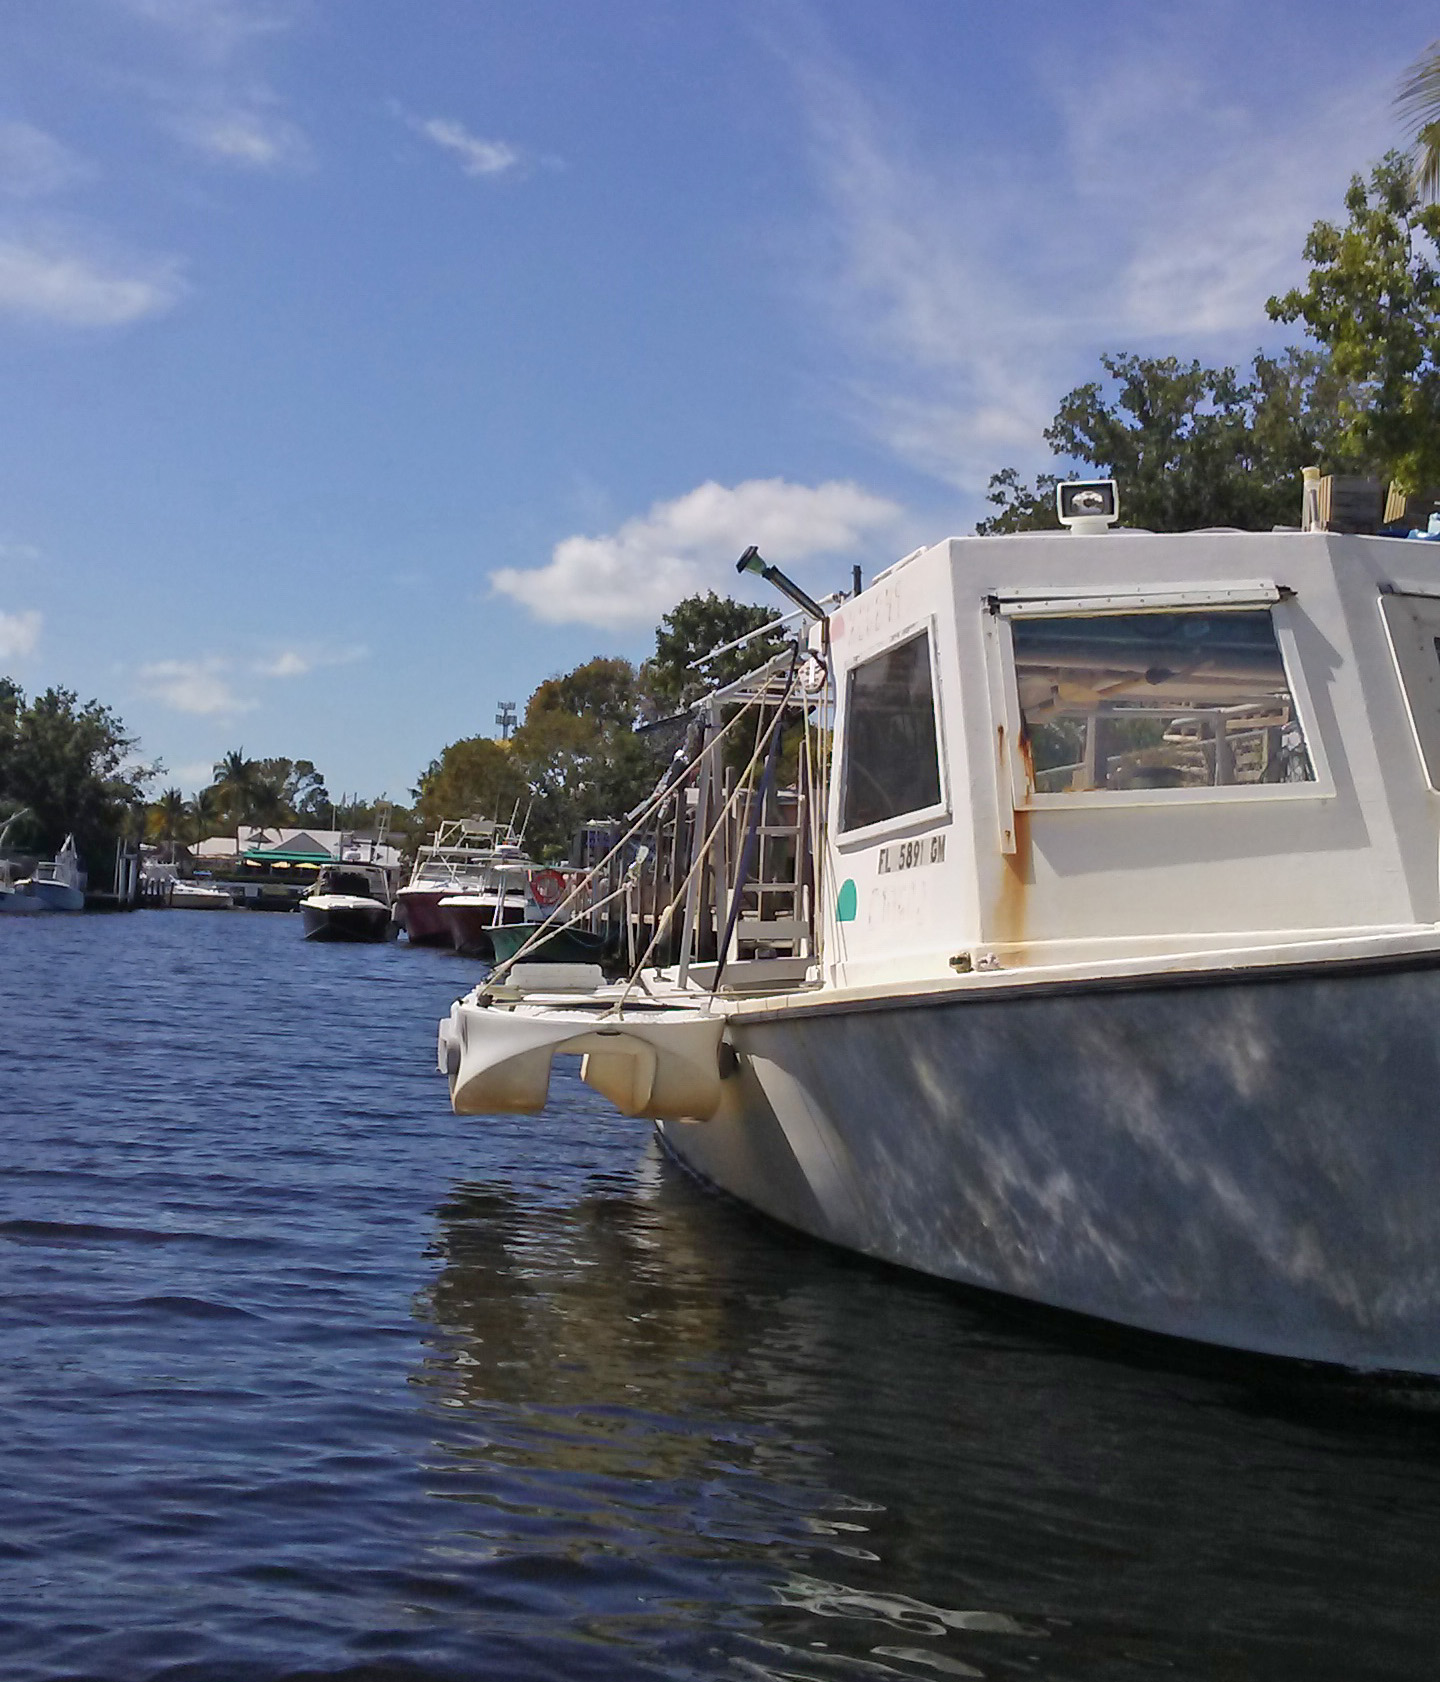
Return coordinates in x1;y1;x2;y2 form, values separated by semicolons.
300;862;398;942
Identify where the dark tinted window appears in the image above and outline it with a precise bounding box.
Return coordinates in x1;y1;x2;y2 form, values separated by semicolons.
841;631;942;830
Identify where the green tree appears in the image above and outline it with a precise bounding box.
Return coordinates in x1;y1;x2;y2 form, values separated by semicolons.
1268;153;1440;493
979;348;1361;534
641;592;785;713
509;657;663;859
148;787;189;861
210;749;261;827
189;786;221;843
413;737;527;839
3;684;152;867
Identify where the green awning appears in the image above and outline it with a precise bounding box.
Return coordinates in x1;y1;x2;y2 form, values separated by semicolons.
242;847;330;864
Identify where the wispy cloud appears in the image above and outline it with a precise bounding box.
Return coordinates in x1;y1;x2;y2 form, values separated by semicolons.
492;478;904;629
173;105;311;171
0;233;185;327
252;643;366;679
407;113;521;179
0;608;42;660
789;32;1397;500
112;0;296;66
109;0;312;171
138;643;367;713
0;122;90;199
137;657;252;715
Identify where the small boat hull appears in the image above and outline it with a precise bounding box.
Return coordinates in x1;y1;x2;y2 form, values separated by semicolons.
0;886;46;914
657;952;1440;1376
439;896;529;959
301;895;397;943
488;922;612;967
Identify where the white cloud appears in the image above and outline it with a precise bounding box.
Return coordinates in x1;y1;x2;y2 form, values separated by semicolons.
0;235;185;327
138;643;366;712
114;0;294;64
0;609;41;659
172;759;220;790
252;643;366;678
175;107;311;171
137;658;252;715
411;115;520;179
492;478;904;629
0;122;89;198
790;35;1397;500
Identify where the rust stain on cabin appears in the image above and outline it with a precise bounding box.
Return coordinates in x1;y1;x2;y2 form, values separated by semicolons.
992;724;1032;954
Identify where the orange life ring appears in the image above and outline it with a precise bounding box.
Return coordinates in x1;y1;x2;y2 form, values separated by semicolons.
529;868;565;907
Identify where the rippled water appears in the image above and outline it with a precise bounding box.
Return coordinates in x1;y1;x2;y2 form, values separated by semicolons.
3;911;1440;1680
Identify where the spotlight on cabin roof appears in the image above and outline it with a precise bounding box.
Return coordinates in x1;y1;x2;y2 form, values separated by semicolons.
1056;478;1120;534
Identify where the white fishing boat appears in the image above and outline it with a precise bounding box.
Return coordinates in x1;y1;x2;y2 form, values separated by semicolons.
439;484;1440;1377
17;834;85;911
300;861;397;943
397;819;530;947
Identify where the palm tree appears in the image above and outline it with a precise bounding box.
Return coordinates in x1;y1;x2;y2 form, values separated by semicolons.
148;787;188;862
1399;40;1440;200
188;786;220;844
212;749;260;827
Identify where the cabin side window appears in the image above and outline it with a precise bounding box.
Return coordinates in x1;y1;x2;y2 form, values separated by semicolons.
1010;608;1315;796
1379;593;1440;790
840;629;943;831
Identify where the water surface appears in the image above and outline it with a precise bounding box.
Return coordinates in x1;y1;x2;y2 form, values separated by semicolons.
2;911;1437;1680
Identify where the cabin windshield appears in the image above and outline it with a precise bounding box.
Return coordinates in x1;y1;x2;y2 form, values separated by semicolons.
1011;608;1314;794
840;629;943;831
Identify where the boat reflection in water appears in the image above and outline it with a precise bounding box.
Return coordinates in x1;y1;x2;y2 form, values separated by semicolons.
409;1114;1440;1678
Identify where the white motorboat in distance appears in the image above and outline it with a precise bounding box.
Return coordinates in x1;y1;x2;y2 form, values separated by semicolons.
17;834;85;911
169;879;234;910
439;483;1440;1379
301;862;397;942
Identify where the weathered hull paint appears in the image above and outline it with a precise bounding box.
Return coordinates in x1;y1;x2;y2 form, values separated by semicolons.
659;959;1440;1374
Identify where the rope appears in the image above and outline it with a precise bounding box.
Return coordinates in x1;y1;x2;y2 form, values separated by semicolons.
482;682;775;990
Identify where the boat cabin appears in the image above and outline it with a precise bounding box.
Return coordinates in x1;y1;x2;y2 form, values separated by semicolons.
822;526;1440;988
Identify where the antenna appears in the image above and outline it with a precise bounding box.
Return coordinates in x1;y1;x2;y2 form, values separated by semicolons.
495;700;517;740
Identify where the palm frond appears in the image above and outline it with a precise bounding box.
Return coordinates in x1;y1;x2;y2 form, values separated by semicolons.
1399;41;1440;199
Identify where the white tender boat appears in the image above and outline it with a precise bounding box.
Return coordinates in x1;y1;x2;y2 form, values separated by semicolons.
439;488;1440;1376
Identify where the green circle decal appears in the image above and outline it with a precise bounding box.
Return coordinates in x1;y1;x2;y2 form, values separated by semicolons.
836;879;857;922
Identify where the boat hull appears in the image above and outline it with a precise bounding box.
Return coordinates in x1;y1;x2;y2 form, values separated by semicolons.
301;896;397;943
658;955;1440;1376
439;898;527;959
488;921;612;966
0;887;46;914
396;890;452;946
22;880;84;912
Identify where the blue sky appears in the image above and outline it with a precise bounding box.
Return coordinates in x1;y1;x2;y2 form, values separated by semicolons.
0;0;1432;805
